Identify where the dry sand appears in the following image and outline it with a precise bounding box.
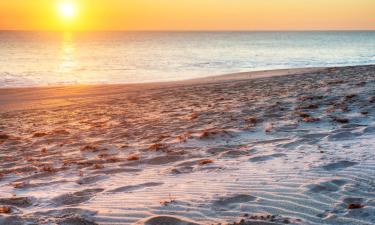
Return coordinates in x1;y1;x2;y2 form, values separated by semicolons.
0;65;375;225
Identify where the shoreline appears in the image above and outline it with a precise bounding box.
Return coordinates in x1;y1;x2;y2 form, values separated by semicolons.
1;64;373;93
0;65;363;111
0;66;334;91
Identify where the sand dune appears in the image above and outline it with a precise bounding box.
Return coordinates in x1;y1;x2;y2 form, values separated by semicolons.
0;65;375;224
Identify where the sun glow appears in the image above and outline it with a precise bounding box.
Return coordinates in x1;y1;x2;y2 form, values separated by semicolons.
0;0;374;31
58;1;77;20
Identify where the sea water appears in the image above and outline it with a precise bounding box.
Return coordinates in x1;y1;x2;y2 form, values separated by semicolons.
0;31;374;87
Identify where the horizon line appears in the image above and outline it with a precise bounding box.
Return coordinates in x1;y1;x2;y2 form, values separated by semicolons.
1;29;375;32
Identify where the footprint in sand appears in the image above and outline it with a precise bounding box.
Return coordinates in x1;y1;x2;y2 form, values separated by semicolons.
322;161;358;171
14;171;57;183
109;182;164;193
363;126;375;134
13;180;68;189
206;147;231;155
93;167;142;175
0;216;34;225
249;153;286;162
33;207;97;218
228;220;285;225
327;131;361;141
56;216;98;225
145;155;184;165
32;207;98;224
213;194;257;208
76;175;108;185
220;150;251;158
141;216;200;225
306;179;347;193
122;155;184;167
0;197;33;208
51;188;104;206
170;166;194;174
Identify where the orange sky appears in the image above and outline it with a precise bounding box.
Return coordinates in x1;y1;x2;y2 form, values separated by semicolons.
0;0;374;31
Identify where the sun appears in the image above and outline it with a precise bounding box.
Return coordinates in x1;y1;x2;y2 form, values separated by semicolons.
58;1;77;20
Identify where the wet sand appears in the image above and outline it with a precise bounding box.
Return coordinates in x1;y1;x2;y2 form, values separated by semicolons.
0;65;375;225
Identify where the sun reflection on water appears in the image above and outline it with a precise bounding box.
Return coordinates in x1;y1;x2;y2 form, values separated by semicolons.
59;32;78;83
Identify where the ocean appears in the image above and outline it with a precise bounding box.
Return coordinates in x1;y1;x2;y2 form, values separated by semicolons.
0;31;374;87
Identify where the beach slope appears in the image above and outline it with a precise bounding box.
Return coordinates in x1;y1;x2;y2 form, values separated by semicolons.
0;65;375;225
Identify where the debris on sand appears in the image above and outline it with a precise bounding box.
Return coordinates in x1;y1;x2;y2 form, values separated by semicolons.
52;129;70;136
127;154;140;161
0;134;10;140
149;143;165;151
93;164;104;170
198;159;214;165
264;123;273;133
199;129;228;139
81;145;98;152
303;117;320;123
176;133;191;142
332;117;349;124
0;206;11;214
32;132;48;138
189;112;199;120
160;194;176;206
347;203;364;209
199;129;217;139
245;116;257;124
345;94;357;100
40;165;57;173
106;157;121;163
296;112;310;118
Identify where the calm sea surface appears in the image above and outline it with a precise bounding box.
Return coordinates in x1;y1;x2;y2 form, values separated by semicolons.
0;31;374;87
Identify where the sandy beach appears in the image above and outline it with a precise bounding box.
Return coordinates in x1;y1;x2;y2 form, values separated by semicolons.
0;65;375;225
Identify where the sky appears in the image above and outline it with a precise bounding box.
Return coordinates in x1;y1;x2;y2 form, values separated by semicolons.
0;0;374;31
